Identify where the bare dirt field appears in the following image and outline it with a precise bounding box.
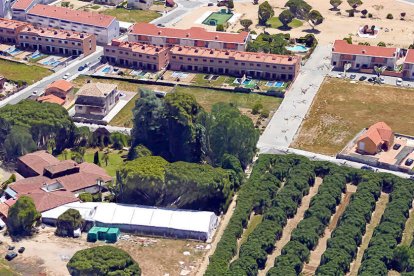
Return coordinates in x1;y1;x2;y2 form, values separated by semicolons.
174;0;414;47
0;227;207;276
291;77;414;156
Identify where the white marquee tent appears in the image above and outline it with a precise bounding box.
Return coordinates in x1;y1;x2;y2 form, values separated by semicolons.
41;202;219;241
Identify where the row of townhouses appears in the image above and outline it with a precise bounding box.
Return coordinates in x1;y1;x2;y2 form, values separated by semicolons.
103;39;301;81
128;22;251;51
331;39;414;79
10;0;119;44
0;18;96;56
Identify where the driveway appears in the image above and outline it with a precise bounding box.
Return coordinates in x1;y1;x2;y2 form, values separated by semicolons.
257;44;333;151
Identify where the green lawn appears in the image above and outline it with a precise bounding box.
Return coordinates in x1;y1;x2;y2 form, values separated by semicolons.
192;74;230;87
267;17;303;29
202;11;233;26
100;8;161;23
58;148;125;177
110;94;138;128
0;59;51;84
175;86;282;112
240;215;263;245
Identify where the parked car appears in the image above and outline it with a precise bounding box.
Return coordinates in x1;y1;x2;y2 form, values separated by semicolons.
5;252;17;261
63;73;70;80
8;245;15;250
78;65;84;71
368;77;375;82
380;77;385;84
361;165;374;171
336;73;343;78
359;76;367;81
32;90;38;95
405;158;414;166
18;247;25;254
393;143;401;150
396;78;403;86
350;74;357;80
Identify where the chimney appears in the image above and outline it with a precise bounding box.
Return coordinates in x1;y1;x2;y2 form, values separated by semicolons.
362;49;366;54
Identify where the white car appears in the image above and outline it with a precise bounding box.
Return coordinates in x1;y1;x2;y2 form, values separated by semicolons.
336;73;343;78
350;74;357;80
379;77;385;84
63;73;70;80
396;78;403;86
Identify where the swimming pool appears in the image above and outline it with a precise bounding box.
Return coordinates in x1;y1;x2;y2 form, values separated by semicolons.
102;66;111;73
172;72;189;79
266;81;285;88
286;45;309;53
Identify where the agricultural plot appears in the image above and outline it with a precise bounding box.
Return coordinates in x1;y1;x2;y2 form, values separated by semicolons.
205;154;414;276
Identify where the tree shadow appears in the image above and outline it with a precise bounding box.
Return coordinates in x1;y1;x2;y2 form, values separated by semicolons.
277;25;292;31
303;28;321;34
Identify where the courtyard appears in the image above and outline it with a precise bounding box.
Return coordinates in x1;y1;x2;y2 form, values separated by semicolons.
291;77;414;155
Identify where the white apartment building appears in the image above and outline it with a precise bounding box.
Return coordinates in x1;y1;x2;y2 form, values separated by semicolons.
128;23;250;51
26;4;119;44
403;49;414;80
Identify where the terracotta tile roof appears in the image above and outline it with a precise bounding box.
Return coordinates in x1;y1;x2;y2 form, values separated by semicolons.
9;176;56;194
405;49;414;64
20;26;93;42
359;122;393;146
0;18;29;29
170;45;300;65
18;150;60;175
108;39;168;55
11;0;36;10
0;204;9;218
20;190;79;212
28;4;116;28
44;160;78;175
333;40;398;58
46;80;74;92
130;23;249;44
57;171;110;192
77;83;117;98
37;95;65;105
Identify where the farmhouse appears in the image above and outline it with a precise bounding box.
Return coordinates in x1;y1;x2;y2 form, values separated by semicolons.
403;49;414;80
357;122;394;155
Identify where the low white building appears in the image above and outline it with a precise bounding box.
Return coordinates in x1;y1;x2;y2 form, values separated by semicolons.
26;4;119;44
127;0;153;10
42;202;219;241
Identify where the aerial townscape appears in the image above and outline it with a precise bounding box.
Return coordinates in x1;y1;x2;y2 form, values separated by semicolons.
1;0;414;274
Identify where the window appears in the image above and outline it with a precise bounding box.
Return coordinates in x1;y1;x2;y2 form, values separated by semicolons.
179;57;183;60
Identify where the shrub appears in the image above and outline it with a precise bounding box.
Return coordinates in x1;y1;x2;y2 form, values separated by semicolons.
252;102;263;115
78;193;93;202
56;209;83;237
377;41;386;47
216;24;224;31
368;13;373;18
386;13;394;19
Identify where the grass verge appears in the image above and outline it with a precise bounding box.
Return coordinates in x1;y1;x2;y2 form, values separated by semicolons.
267;17;303;29
0;59;51;84
100;8;161;23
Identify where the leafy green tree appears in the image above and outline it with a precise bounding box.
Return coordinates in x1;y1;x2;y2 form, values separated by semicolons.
246;33;290;54
79;193;93;202
7;196;40;236
216;24;225;32
73;126;91;147
127;144;152;160
343;36;352;44
0;100;75;154
110;132;130;150
377;41;386;47
330;0;342;10
67;246;141;275
204;103;259;168
93;151;100;166
347;0;362;10
102;151;109;166
56;209;83;237
227;0;234;10
130;90;206;163
3;125;37;161
308;10;324;29
117;156;235;212
279;10;294;29
240;19;253;31
258;1;274;25
285;0;312;19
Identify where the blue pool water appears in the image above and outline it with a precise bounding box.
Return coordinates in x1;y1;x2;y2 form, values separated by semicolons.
30;53;43;59
266;81;285;88
102;67;111;73
286;45;309;53
242;79;251;85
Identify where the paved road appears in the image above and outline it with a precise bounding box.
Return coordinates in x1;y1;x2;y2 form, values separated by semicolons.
0;47;103;108
257;44;333;151
151;0;208;26
74;122;132;135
